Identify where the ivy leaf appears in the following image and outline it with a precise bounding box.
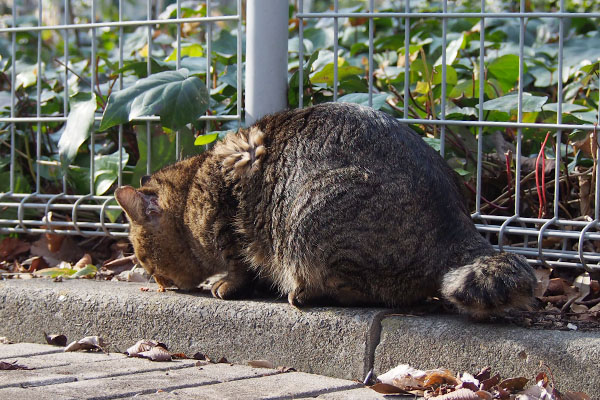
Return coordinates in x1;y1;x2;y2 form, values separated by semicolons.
99;69;208;131
194;132;219;146
488;54;525;92
481;93;548;113
338;93;389;110
311;63;363;85
58;93;97;176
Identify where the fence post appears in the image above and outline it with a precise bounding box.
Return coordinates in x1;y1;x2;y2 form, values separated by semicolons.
245;0;289;125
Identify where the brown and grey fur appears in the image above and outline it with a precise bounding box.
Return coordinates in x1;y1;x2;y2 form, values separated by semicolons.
115;103;536;319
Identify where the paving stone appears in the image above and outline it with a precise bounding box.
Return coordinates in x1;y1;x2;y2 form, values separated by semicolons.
373;314;600;399
138;370;362;400
1;362;279;400
0;352;196;389
0;279;388;380
0;342;63;359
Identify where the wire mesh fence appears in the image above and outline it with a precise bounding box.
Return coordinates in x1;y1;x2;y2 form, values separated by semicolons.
0;0;242;238
294;0;600;271
1;0;600;273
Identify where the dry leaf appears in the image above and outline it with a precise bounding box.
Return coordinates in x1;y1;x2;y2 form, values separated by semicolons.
561;392;591;400
44;333;68;347
125;340;166;357
248;359;275;369
0;337;13;344
0;361;32;370
64;336;106;352
193;352;210;361
480;374;501;391
277;366;296;373
516;383;554;399
428;388;481;400
424;369;460;387
474;367;491;381
370;382;411;395
546;278;567;295
113;270;148;283
217;356;228;363
475;390;493;400
498;377;528;392
74;253;93;270
573;273;591;302
139;345;172;362
378;364;426;387
534;268;552;298
570;304;589;314
171;353;188;359
0;237;30;261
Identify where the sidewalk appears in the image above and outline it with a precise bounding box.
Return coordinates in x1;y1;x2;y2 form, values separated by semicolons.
1;279;599;397
0;342;384;399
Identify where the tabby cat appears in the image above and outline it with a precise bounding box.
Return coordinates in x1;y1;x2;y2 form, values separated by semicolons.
115;102;536;319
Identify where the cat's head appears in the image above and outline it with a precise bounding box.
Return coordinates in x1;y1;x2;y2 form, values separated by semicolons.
114;182;207;291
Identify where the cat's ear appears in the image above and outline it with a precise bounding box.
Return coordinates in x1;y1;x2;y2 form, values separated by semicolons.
140;175;151;186
115;186;161;224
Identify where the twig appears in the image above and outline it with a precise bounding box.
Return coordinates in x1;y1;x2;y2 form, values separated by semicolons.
464;182;509;210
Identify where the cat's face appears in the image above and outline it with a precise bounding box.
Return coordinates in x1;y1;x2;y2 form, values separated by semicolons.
115;185;208;290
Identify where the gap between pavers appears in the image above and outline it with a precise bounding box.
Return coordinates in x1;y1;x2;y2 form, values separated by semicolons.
0;279;388;381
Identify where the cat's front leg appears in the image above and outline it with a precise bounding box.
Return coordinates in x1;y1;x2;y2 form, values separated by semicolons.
211;267;254;300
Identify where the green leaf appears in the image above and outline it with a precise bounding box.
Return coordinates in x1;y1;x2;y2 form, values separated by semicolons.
481;93;548;113
432;65;457;86
93;149;129;195
37;267;77;278
422;137;441;152
165;43;204;62
58;93;97;176
311;63;363;85
70;264;97;279
99;69;209;131
194;132;219;146
488;55;525;92
338;93;389;110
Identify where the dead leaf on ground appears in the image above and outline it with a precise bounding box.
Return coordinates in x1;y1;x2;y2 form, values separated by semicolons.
73;253;93;270
498;377;529;392
370;382;411;395
19;256;48;273
44;333;67;347
277;366;296;373
0;237;30;261
248;359;275;369
428;388;481;400
0;337;13;344
534;268;552;298
0;360;33;370
64;336;107;353
139;345;172;362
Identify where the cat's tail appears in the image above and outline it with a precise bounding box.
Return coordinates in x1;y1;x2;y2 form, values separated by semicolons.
440;252;537;319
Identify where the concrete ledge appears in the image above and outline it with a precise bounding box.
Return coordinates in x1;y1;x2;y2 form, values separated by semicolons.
1;279;598;398
0;279;386;380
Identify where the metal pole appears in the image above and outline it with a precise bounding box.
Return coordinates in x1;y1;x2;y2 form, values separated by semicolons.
245;0;288;125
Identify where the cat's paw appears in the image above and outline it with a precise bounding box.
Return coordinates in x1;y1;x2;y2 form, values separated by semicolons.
287;286;308;308
211;276;251;300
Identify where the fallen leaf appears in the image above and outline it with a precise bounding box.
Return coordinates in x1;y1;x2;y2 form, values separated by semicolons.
475;390;493;400
546;278;567;296
534;268;552;298
64;336;107;353
74;253;93;270
217;356;228;363
429;388;481;400
480;374;501;391
424;369;460;387
561;392;591;400
125;340;166;357
193;352;210;362
277;366;296;373
70;264;97;279
573;273;591;302
378;364;426;387
44;333;68;347
474;367;491;381
0;361;32;370
248;359;275;369
36;266;77;278
139;345;172;362
570;304;588;314
498;377;528;392
0;337;13;344
171;353;188;359
0;237;30;261
113;269;149;283
516;383;554;399
370;382;411;395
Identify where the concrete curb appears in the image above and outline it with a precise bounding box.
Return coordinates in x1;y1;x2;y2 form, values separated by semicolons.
1;279;598;397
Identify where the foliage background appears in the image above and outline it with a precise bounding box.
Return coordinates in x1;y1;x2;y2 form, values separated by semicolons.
0;0;599;230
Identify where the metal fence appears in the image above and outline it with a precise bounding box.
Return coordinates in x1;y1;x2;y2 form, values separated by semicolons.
294;0;600;272
0;0;242;238
1;0;600;273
